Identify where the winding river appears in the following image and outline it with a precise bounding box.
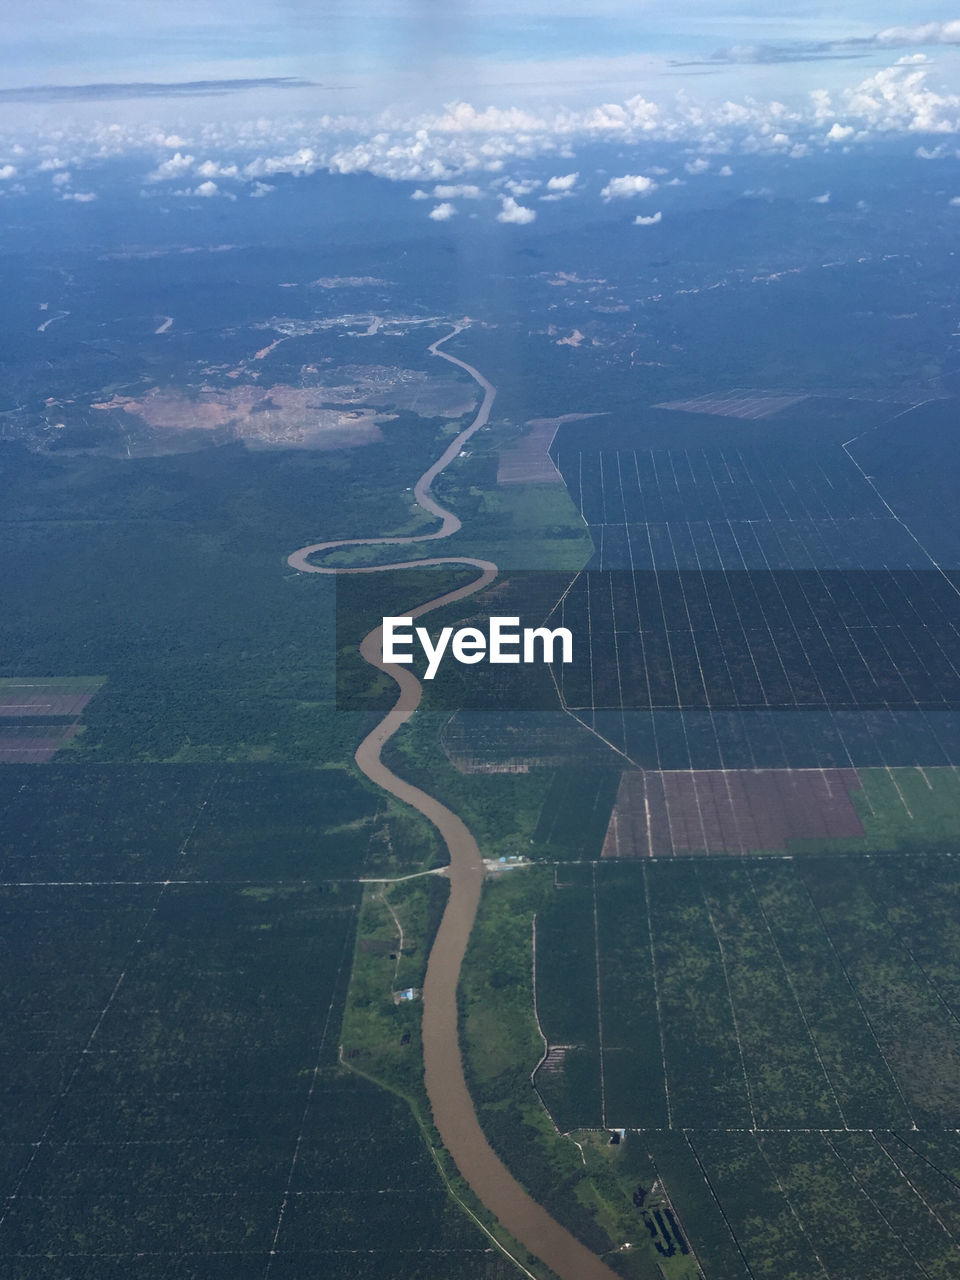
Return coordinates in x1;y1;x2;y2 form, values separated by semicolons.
288;326;620;1280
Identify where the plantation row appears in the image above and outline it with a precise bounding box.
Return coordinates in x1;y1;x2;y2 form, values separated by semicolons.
556;445;888;528
579;705;960;769
647;1128;960;1280
0;763;434;882
536;857;960;1132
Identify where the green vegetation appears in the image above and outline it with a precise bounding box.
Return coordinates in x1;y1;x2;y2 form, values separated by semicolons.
521;856;960;1279
340;871;563;1279
784;767;960;856
0;765;512;1278
459;869;699;1280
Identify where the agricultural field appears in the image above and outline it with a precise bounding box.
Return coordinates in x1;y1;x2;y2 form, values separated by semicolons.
0;763;440;883
0;675;104;762
600;764;960;858
526;856;960;1279
0;760;511;1278
546;404;960;772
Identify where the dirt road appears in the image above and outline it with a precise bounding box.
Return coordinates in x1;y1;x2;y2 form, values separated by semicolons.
288;326;620;1280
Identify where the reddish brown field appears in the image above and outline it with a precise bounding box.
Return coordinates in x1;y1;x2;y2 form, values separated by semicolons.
0;688;94;717
0;725;79;762
602;767;865;857
498;414;603;484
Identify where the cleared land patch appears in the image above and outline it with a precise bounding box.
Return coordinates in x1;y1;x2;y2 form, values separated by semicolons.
0;676;103;763
497;414;601;485
655;389;809;420
92;366;475;451
602;768;865;857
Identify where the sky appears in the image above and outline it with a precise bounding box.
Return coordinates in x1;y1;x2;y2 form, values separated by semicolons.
2;4;960;207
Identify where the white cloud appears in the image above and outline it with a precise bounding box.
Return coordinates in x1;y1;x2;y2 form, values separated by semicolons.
0;165;18;181
685;157;710;175
429;201;457;220
174;180;235;200
432;183;481;199
811;192;831;204
504;178;540;196
826;123;855;141
898;54;930;66
497;195;536;224
600;173;658;201
9;60;960;204
842;65;960;134
196;159;239;180
634;211;662;226
37;157;67;172
249;181;274;198
546;172;578;191
61;191;96;203
874;20;960;47
147;151;195;182
51;171;71;187
949;196;960;206
718;165;734;177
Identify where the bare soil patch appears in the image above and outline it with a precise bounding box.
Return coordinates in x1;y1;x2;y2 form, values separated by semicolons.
602;767;865;856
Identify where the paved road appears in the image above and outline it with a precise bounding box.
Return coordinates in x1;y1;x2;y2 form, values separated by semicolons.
288;326;620;1280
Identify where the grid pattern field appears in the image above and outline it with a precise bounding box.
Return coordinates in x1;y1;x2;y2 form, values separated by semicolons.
534;856;960;1279
535;857;960;1134
550;435;960;770
0;765;505;1279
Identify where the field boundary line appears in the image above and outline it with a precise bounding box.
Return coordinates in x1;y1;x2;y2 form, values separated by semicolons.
744;866;850;1130
752;1132;832;1280
820;1132;932;1278
693;864;758;1131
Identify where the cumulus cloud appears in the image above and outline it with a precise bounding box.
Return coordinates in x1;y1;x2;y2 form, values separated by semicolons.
195;159;239;179
0;164;18;180
504;177;540;196
60;191;96;202
634;211;663;226
51;171;71;187
841;65;960;134
249;181;274;198
428;201;457;220
37;157;67;172
811;192;831;203
174;180;235;200
147;151;194;182
497;195;536;224
600;173;658;201
718;165;734;177
685;157;710;174
949;196;960;206
11;59;960;204
432;183;481;199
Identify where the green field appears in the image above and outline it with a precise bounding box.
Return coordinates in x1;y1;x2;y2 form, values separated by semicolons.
516;856;960;1279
